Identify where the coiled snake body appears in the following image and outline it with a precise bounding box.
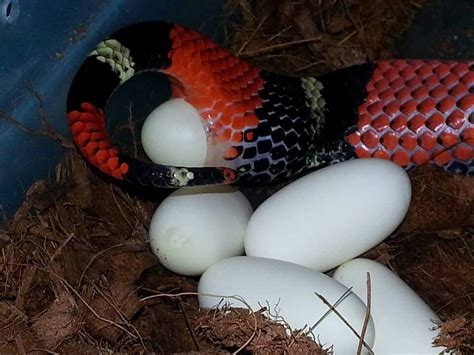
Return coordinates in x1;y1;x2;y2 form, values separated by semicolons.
67;22;473;188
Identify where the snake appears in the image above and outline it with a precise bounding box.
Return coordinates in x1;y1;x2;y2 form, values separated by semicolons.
67;21;473;188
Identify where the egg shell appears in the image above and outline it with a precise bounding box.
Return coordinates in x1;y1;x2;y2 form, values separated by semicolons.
198;256;375;354
333;258;442;354
244;159;411;271
141;98;207;166
149;186;252;276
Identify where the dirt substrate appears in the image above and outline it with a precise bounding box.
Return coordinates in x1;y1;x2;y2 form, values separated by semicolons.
1;0;473;353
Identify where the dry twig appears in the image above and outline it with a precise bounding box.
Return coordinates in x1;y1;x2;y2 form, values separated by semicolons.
357;272;372;355
313;290;374;354
240;36;321;58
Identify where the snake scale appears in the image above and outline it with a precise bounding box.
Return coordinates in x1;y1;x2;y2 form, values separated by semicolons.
67;21;473;188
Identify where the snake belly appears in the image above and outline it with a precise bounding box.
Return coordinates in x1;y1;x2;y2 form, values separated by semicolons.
66;21;474;189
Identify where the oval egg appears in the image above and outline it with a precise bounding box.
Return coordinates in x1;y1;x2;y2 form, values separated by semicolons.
149;186;252;276
141;98;208;166
198;256;375;354
244;159;411;271
333;258;443;354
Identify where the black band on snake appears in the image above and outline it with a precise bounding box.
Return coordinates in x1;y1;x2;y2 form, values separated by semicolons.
67;21;474;189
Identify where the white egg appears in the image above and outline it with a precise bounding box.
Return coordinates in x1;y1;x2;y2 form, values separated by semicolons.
245;159;411;271
141;98;207;166
333;258;443;354
198;256;375;354
149;186;252;276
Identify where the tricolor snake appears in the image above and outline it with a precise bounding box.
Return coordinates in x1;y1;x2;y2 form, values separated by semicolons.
67;22;473;188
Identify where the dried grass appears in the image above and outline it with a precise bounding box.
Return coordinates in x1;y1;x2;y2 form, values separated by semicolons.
434;316;474;353
195;306;328;354
225;0;426;76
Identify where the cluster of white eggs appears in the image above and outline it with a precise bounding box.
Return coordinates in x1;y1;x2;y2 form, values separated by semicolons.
141;99;444;354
